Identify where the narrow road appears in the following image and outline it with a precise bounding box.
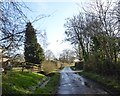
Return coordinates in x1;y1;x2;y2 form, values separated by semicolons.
56;66;109;95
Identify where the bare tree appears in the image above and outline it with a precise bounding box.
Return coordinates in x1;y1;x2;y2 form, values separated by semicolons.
0;1;50;56
45;50;55;60
0;1;29;56
64;0;120;75
59;49;75;64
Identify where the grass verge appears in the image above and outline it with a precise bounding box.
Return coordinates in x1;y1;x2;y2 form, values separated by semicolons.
81;71;120;94
71;66;80;70
2;70;45;95
34;73;60;95
71;66;120;95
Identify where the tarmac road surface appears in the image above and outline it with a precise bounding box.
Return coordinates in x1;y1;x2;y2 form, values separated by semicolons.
56;66;109;95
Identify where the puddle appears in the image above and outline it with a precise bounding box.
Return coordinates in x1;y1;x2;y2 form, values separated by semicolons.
84;82;91;88
81;81;85;85
81;81;91;88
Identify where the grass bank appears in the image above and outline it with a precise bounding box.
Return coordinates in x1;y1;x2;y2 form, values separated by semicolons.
71;66;120;95
81;71;120;94
71;66;81;70
34;73;60;94
2;70;45;95
2;70;60;95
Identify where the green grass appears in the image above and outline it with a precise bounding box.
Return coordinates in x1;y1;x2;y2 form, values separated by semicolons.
71;66;81;70
81;72;120;90
71;66;120;93
2;70;45;95
35;73;60;94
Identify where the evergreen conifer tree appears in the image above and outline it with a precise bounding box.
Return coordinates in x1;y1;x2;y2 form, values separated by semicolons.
24;22;44;64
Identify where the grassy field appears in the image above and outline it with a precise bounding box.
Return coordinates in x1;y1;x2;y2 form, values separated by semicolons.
2;70;45;95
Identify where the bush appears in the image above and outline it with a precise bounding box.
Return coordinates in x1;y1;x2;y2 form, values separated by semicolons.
42;60;58;74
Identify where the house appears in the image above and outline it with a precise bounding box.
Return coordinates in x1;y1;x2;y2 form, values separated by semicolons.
0;47;10;71
74;58;83;69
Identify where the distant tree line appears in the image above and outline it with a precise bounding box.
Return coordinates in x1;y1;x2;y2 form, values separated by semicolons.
59;49;75;64
64;0;120;79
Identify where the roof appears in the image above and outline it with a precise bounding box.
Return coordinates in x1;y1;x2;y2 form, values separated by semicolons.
0;58;9;62
74;59;80;62
0;46;5;52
